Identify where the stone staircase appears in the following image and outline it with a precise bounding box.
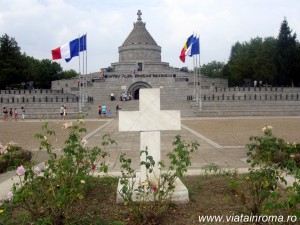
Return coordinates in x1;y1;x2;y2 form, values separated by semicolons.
192;87;300;117
3;84;299;118
84;79;196;118
0;89;89;119
192;101;300;117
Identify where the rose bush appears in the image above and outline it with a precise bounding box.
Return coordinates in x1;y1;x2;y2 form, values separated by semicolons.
0;142;32;174
4;122;114;224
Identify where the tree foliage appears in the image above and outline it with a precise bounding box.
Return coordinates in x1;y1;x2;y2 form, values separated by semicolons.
222;18;300;87
0;33;78;89
275;17;298;86
0;34;25;89
200;61;225;78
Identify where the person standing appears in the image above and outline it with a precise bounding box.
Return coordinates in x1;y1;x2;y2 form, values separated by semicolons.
101;105;107;119
111;92;115;101
2;107;8;121
9;108;13;122
60;105;64;120
21;106;25;120
116;105;121;115
254;80;257;87
98;105;102;119
63;105;67;120
107;110;112;118
14;108;18;121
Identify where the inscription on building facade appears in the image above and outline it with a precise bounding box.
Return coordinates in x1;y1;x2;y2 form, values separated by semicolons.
106;74;176;78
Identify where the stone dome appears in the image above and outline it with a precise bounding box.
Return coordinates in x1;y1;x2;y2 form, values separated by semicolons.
118;10;161;63
122;10;158;46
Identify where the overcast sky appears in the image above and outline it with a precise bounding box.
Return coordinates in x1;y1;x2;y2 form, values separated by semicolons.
1;0;299;73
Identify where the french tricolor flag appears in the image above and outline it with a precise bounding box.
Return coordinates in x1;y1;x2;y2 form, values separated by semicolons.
51;34;86;62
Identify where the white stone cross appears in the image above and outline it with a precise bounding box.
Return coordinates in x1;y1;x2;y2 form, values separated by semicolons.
119;88;181;182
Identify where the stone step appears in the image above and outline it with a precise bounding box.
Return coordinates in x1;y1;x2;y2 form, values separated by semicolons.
195;109;300;117
191;99;300;116
86;98;195;117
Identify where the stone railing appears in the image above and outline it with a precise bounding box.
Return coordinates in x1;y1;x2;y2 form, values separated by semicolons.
213;86;300;93
187;87;300;102
0;95;80;104
0;89;63;95
202;93;300;101
0;95;93;104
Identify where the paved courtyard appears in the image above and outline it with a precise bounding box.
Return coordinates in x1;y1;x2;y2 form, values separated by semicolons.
1;116;300;171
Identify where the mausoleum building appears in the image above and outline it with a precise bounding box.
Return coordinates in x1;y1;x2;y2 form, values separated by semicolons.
51;10;227;117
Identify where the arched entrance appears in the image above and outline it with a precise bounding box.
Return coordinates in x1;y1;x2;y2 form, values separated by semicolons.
127;81;152;100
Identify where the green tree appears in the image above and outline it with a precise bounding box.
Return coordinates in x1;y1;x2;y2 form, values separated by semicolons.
295;42;300;85
0;33;77;89
35;59;63;88
223;18;300;87
60;69;78;80
0;34;25;89
226;42;242;86
275;17;298;86
200;61;225;78
253;37;277;85
226;41;255;86
23;55;40;84
225;37;279;86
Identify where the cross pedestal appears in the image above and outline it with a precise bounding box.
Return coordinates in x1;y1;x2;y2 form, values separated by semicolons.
117;88;189;203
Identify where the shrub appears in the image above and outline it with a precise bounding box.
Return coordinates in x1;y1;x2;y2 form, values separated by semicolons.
4;122;113;224
0;143;32;174
247;125;300;169
118;135;199;224
238;167;279;215
246;125;300;217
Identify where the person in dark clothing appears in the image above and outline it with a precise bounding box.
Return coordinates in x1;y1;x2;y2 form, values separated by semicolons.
116;105;121;115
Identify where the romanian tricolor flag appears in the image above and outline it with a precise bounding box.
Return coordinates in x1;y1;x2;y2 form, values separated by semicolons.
179;34;195;63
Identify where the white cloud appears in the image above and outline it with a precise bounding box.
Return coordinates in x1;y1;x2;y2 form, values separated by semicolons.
0;0;299;73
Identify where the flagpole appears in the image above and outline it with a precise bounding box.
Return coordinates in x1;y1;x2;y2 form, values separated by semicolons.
78;34;82;113
85;33;87;106
198;35;202;111
192;32;196;101
82;35;85;107
195;54;199;105
193;53;196;101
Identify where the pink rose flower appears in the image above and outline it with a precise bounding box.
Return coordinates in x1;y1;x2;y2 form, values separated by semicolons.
16;165;25;176
33;167;41;175
7;191;13;201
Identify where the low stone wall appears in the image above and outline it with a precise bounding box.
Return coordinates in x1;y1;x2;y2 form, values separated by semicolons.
0;95;79;104
0;89;63;95
202;93;300;101
213;86;299;93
